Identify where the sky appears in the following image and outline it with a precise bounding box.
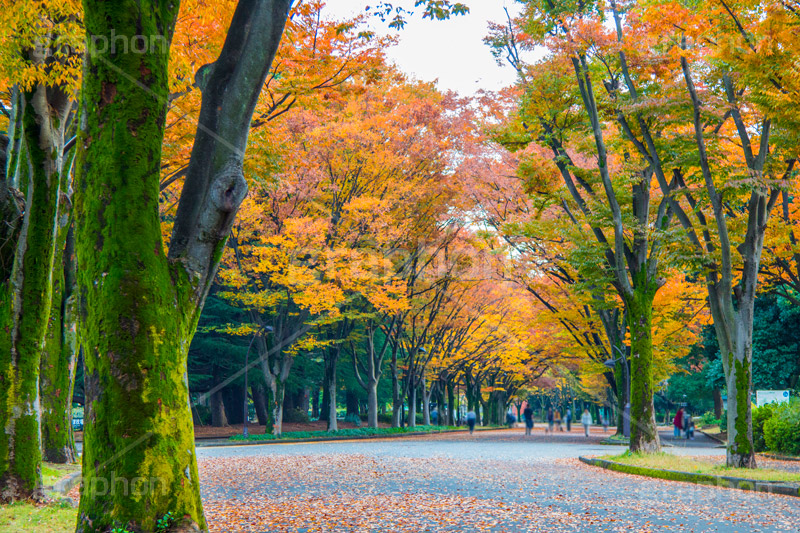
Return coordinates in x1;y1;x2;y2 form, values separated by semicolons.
322;1;523;96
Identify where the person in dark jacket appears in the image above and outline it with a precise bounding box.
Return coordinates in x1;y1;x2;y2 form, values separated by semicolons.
523;405;534;436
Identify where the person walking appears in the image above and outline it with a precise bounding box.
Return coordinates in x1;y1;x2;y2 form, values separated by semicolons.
554;409;562;431
523;404;534;436
673;407;684;438
581;408;592;437
466;410;477;435
565;408;572;432
546;407;554;434
686;413;695;440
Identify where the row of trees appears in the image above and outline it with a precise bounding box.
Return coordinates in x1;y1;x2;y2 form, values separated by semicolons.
483;0;800;467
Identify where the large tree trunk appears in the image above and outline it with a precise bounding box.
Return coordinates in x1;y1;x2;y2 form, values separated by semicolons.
74;3;205;529
366;380;378;428
0;82;67;501
252;384;269;427
210;390;227;428
447;380;455;426
74;0;291;528
40;221;78;464
713;388;723;420
625;283;660;453
326;351;338;432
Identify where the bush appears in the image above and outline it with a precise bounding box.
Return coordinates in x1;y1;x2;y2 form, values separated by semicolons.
719;410;727;432
344;412;362;427
283;407;310;424
763;399;800;456
699;411;721;427
752;403;777;452
377;413;393;425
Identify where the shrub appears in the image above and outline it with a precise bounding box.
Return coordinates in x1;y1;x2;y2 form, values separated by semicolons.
763;399;800;456
752;403;777;452
377;413;393;425
283;407;310;424
699;411;721;426
344;412;362;427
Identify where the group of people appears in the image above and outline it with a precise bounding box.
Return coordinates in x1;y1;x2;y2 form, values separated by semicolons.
519;406;596;437
672;407;695;440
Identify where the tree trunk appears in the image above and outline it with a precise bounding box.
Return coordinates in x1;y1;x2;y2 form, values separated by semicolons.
40;223;78;464
625;283;661;453
367;380;378;428
713;388;723;420
252;384;269;426
391;348;402;428
447;380;455;426
0;83;67;501
210;389;227;428
311;386;320;419
222;385;245;425
421;382;432;426
407;384;417;428
326;353;338;432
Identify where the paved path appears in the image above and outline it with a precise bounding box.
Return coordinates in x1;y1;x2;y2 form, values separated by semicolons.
196;428;800;532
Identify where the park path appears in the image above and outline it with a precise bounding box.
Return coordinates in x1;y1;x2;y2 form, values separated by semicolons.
196;428;800;532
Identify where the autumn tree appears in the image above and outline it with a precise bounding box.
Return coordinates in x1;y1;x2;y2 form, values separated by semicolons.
0;0;81;500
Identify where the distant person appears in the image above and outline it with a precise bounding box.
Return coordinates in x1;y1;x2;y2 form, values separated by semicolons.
546;407;554;434
506;407;516;428
686;413;695;440
523;405;534;436
565;408;572;432
673;408;684;438
581;408;592;437
431;408;438;425
602;413;609;433
466;410;477;435
554;409;562;431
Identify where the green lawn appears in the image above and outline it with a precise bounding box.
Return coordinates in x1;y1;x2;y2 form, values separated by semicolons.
602;452;800;482
0;501;76;533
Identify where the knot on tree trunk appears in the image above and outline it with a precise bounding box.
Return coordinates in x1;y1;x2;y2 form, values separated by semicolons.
210;160;247;216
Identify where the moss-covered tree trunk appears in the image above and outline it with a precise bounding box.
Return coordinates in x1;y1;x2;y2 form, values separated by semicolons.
74;0;291;528
625;282;660;453
39;219;78;464
74;1;207;529
0;84;65;501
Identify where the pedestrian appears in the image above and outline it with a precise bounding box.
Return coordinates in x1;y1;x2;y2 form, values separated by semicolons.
466;409;477;435
506;407;516;429
565;408;572;432
673;407;684;438
546;407;554;434
581;408;592;437
523;404;534;436
686;413;695;440
554;409;562;431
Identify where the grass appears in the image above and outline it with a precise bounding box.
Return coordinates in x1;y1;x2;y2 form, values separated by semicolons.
231;425;462;442
602;451;800;483
41;462;81;488
0;501;76;533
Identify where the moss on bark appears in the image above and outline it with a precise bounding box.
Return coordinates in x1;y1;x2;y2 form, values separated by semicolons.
74;1;206;530
0;86;63;501
625;276;660;454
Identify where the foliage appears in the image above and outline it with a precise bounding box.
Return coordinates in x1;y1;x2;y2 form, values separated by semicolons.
763;399;800;456
344;412;362;428
698;412;721;427
752;403;777;453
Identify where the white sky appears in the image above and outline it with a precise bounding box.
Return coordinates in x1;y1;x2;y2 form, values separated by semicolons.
322;1;523;96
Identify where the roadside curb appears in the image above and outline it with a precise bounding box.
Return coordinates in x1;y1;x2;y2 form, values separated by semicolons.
202;427;499;448
760;452;800;462
52;471;82;495
578;456;800;498
700;429;726;445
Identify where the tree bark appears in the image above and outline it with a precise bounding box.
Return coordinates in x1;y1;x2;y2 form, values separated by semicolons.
0;81;67;500
625;281;661;453
210;390;227;428
713;388;723;420
40;221;78;464
252;384;269;426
